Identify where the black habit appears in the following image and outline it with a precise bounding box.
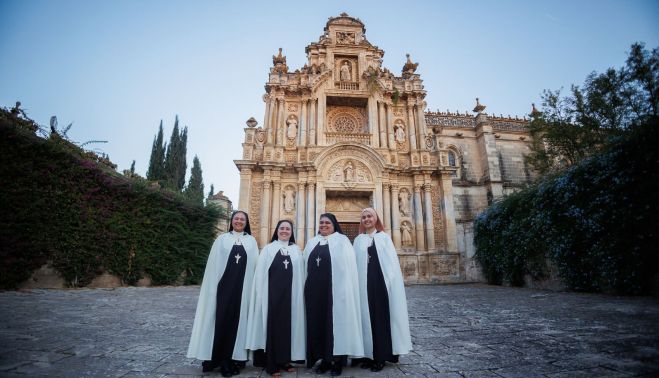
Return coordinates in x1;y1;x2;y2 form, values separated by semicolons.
304;243;334;367
211;244;248;363
367;242;396;363
253;251;294;374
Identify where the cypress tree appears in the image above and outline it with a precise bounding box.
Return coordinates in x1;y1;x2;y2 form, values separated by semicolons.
208;184;215;199
185;155;204;206
177;126;188;190
164;116;187;190
146;121;165;181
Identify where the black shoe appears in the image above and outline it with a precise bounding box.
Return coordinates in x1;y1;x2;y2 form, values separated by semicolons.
315;360;331;374
230;361;240;375
360;359;373;369
370;361;385;372
330;361;342;376
219;360;233;377
202;360;218;372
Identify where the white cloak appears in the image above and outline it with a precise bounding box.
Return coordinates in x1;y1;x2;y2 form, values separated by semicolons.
354;232;412;358
245;241;306;361
303;232;364;357
187;231;258;361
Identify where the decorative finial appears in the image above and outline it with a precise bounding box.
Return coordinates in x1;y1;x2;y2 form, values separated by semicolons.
473;98;486;114
402;53;418;78
340;12;349;17
531;103;542;118
246;117;258;128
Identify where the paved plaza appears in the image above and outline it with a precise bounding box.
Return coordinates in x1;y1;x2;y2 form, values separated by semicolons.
0;284;658;377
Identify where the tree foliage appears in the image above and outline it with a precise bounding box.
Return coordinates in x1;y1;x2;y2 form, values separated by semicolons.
527;43;658;174
184;155;205;206
146;121;166;181
163;116;188;191
0;110;220;289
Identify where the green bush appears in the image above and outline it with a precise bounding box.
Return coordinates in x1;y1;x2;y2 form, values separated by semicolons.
474;119;658;295
0;110;220;289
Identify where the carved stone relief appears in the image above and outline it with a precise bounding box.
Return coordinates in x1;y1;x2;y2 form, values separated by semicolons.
327;159;372;183
325;196;370;212
287;103;299;113
256;129;266;144
401;220;414;246
283;185;296;213
336;32;355;44
398;188;411;216
326;106;367;133
286;115;298;140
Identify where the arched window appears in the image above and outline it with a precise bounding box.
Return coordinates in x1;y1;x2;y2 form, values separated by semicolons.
448;151;457;167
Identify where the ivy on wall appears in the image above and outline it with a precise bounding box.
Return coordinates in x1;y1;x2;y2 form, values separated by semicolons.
0;110;220;289
474;120;658;295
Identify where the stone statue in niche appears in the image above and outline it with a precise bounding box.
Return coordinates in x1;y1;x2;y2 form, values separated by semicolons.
398;189;411;216
401;221;413;246
343;161;354;182
286;115;298;140
340;61;351;81
394;122;406;142
283;187;296;213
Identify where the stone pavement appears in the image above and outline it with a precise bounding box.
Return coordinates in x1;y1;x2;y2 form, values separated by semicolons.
0;284;658;377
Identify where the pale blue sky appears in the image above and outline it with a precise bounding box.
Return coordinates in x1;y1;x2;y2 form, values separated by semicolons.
1;0;658;203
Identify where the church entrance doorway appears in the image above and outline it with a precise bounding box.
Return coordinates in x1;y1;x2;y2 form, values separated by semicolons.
340;222;360;242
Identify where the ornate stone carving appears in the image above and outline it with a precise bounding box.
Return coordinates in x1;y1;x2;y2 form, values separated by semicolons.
394;120;406;142
401;221;414;246
327;159;372;183
393;107;404;117
425;135;434;149
286;115;298;140
287;103;299;113
326;196;370;212
326;106;367;133
398;188;411;216
285;151;296;163
256;129;266;144
336;32;355;45
339;60;352;81
283;185;296;213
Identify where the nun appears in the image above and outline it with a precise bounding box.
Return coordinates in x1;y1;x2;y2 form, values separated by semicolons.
353;208;412;372
303;213;363;376
246;220;305;376
187;211;259;377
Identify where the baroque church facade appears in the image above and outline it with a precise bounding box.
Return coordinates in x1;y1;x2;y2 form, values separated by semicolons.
234;14;533;283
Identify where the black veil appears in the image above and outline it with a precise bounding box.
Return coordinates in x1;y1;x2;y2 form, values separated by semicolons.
228;210;252;235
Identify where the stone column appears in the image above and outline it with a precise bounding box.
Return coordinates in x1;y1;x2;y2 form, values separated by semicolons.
276;100;286;146
476;113;503;201
368;97;379;147
386;104;395;149
266;98;275;144
296;182;306;247
390;183;401;249
299;99;307;146
441;172;458;252
423;183;435;251
383;183;392;235
306;181;316;242
407;104;417;150
263;97;271;131
317;93;326;145
260;178;272;247
413;184;425;251
309;100;317;146
416;104;427;150
237;167;252;211
271;181;281;229
378;102;387;148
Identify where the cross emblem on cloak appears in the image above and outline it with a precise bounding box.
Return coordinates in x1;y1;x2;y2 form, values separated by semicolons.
234;254;241;264
368;254;372;264
283;259;289;270
316;256;321;267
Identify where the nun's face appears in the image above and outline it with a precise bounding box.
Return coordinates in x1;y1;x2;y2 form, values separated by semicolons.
361;211;376;231
232;212;246;232
277;222;292;242
318;216;334;236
